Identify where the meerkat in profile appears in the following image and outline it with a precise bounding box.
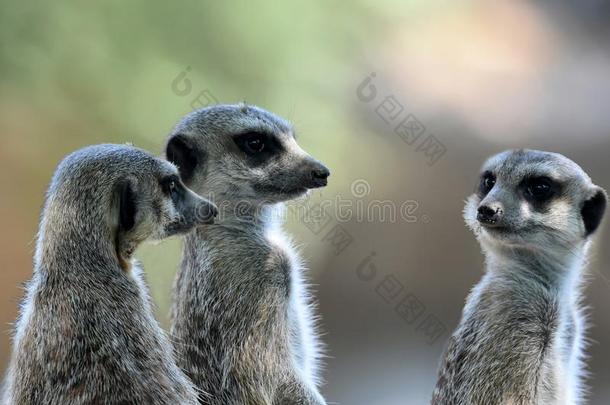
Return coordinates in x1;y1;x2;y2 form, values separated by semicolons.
164;104;330;405
432;149;607;405
2;144;218;405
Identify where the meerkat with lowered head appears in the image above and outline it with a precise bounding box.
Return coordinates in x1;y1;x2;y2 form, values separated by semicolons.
432;149;607;405
165;104;330;404
2;144;218;404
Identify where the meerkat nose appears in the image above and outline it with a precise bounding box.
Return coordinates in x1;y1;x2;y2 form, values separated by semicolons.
310;164;330;187
477;204;503;225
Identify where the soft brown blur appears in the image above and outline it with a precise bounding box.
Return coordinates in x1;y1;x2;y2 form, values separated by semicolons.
1;1;609;403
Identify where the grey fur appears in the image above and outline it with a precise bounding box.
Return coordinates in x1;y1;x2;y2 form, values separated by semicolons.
432;150;607;405
2;144;217;405
165;104;330;405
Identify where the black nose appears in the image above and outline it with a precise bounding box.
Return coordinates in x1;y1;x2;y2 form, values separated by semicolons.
477;204;502;225
310;164;330;187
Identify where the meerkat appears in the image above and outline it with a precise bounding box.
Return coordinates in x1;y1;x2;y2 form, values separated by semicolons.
432;149;607;405
2;144;218;405
164;104;330;405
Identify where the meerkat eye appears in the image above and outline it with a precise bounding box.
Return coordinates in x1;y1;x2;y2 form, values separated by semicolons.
246;137;264;153
479;172;496;195
161;175;181;198
234;132;268;156
168;180;177;193
524;177;554;201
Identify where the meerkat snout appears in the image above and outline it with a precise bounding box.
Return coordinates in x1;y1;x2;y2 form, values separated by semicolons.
307;159;331;188
165;185;218;234
476;204;503;226
155;174;218;232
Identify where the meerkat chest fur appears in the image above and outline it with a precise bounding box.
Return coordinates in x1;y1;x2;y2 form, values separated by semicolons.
5;250;198;405
172;206;323;396
447;251;586;405
266;217;321;381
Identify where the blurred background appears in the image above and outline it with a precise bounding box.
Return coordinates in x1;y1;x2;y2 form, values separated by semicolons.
1;0;609;403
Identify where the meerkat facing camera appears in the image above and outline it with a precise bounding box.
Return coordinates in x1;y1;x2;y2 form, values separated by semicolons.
432;150;607;405
2;144;217;405
165;104;330;404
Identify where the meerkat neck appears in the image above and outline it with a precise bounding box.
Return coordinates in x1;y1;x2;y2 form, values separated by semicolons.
207;202;283;235
483;242;587;295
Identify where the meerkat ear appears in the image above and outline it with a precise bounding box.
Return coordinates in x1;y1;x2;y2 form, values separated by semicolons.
117;179;137;232
581;187;607;237
165;134;202;184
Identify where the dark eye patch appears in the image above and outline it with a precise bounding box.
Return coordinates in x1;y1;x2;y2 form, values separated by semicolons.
520;176;561;209
478;171;496;196
232;130;283;165
160;174;184;201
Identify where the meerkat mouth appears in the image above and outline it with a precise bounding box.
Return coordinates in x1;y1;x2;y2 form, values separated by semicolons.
480;225;535;248
254;183;310;197
479;223;514;237
480;222;507;230
478;217;507;229
281;187;310;199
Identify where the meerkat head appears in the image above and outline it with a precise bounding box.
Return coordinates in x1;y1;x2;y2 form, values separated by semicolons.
43;144;218;269
464;149;607;254
164;104;330;208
